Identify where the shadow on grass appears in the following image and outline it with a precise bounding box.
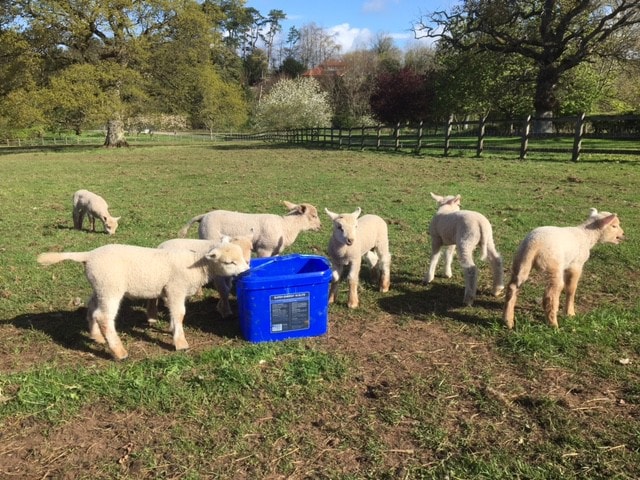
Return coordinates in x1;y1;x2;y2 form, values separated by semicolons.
377;273;504;328
4;296;243;358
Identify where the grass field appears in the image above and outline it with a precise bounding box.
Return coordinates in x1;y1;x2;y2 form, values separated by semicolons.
0;143;639;478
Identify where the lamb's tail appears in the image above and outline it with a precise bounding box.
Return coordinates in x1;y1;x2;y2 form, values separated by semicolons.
178;214;207;238
509;240;538;287
37;251;90;266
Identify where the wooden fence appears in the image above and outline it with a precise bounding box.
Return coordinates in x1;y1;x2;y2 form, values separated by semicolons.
263;113;640;161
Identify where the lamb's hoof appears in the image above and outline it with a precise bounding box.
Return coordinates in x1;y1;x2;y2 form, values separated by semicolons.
90;334;106;344
111;349;129;361
492;286;505;297
174;339;190;351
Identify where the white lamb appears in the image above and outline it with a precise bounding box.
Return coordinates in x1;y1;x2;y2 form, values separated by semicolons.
325;207;391;309
37;243;249;360
503;208;624;329
424;193;504;306
72;189;120;235
178;201;321;257
152;235;253;318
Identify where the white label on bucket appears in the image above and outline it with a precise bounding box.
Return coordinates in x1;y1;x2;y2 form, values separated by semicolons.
270;292;310;332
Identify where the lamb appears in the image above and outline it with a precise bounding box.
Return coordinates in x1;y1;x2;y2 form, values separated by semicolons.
72;189;120;235
178;201;321;257
152;235;253;318
37;243;250;360
325;207;391;309
503;208;624;329
423;193;504;306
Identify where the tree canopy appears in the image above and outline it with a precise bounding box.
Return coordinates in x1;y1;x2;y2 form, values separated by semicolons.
415;0;640;129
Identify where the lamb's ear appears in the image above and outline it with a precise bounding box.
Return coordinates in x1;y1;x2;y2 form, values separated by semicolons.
588;208;599;218
283;200;298;211
325;208;339;220
205;247;220;260
596;214;617;228
352;207;362;218
430;192;442;202
219;235;231;244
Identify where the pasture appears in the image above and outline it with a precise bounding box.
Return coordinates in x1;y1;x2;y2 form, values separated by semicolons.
0;144;639;478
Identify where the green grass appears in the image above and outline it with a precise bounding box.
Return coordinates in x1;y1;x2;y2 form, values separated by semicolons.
0;143;639;478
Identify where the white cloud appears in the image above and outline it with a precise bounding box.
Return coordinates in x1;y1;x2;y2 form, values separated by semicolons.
327;23;375;52
362;0;385;13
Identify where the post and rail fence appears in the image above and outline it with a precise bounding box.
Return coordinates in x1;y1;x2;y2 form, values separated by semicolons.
3;113;639;161
261;113;640;161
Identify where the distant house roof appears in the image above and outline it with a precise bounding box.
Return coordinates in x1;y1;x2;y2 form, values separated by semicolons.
302;60;347;78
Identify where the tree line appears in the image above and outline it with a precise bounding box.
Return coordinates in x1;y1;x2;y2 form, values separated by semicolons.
1;0;639;146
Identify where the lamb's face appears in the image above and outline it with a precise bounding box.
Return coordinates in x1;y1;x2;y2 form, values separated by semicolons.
325;208;361;247
104;216;120;235
600;215;625;245
205;243;251;276
302;204;322;231
332;215;358;246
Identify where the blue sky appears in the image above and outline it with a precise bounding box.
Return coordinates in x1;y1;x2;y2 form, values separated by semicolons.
245;0;454;52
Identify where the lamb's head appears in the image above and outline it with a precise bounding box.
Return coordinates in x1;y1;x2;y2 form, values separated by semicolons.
284;201;322;231
230;234;254;263
103;215;120;235
325;207;361;247
205;243;250;276
585;208;625;244
430;192;461;213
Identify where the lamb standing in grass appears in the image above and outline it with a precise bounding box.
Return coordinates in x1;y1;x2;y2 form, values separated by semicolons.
178;201;321;257
37;243;249;360
503;208;624;329
325;207;391;309
152;235;253;318
72;189;120;235
424;193;504;306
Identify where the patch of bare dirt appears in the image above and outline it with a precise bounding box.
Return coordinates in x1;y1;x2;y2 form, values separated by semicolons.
1;295;638;478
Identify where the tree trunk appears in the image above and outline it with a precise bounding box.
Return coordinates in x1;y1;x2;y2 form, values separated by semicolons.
533;65;560;134
103;119;129;148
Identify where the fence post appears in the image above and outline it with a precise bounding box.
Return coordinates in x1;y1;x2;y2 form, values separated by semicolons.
476;115;486;157
348;128;352;148
519;115;531;159
376;125;381;150
338;128;343;148
416;120;423;153
572;113;586;162
444;114;453;156
395;122;401;150
361;126;365;150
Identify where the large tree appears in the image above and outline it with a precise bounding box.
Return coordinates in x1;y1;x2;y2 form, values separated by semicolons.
414;0;640;131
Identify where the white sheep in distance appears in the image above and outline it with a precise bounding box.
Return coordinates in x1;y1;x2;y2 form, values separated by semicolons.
503;208;625;329
72;189;120;235
178;201;322;257
325;207;391;309
37;243;250;360
424;193;504;306
152;235;253;318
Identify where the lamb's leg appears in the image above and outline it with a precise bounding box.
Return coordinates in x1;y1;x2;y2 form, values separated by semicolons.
563;266;583;317
423;239;443;284
89;214;96;232
166;295;189;351
72;207;82;230
543;266;563;328
146;298;160;324
93;297;128;360
214;276;233;318
443;244;456;278
378;252;391;293
458;246;477;306
487;248;505;296
503;281;520;329
328;264;344;304
347;259;361;309
86;294;105;344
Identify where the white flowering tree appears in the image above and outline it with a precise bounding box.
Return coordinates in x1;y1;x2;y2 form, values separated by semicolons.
254;77;332;130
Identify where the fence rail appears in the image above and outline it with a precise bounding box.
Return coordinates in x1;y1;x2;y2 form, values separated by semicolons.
2;114;639;161
271;113;640;161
